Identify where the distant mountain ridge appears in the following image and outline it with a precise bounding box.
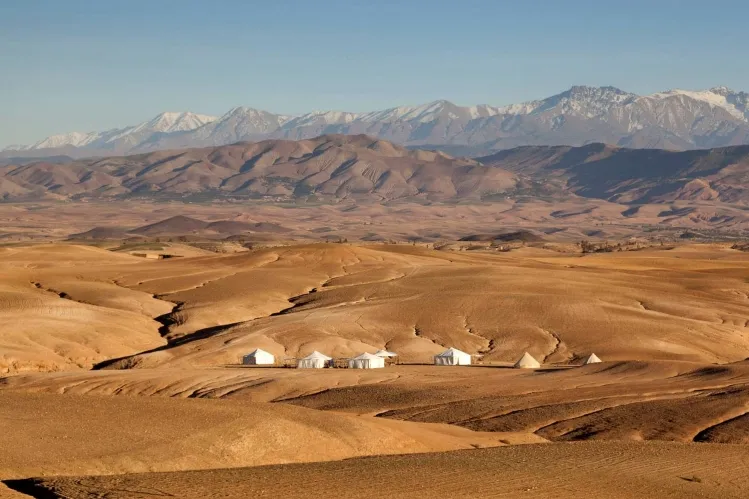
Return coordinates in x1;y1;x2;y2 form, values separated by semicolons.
478;142;749;205
0;134;531;203
3;134;749;209
7;112;218;155
5;85;749;158
68;215;292;240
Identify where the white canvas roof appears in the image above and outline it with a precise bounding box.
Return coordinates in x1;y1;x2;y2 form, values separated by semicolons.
583;353;602;365
301;351;332;360
352;352;382;360
246;348;271;357
435;347;470;358
514;352;541;369
373;349;397;358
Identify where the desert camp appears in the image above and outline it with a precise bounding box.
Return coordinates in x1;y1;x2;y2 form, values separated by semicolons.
5;3;749;497
3;239;749;499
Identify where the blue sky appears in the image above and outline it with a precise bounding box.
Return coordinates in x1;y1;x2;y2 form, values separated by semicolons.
1;0;748;146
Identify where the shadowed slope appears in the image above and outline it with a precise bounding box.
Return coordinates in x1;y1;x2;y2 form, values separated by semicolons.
13;441;749;499
4;243;749;372
98;243;749;368
5;361;749;444
0;391;537;481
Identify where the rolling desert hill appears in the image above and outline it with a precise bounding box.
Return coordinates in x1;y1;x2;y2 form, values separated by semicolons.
66;217;292;244
15;442;749;499
126;216;291;237
6;359;749;445
103;243;749;368
2;242;749;498
3;135;749;232
479;143;749;204
3;242;749;373
0;135;531;203
0;391;530;481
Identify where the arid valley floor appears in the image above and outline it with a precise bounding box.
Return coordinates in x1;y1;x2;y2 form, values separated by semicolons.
2;226;749;497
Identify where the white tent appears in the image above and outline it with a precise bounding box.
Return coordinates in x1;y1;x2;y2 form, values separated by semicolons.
373;349;398;358
583;353;602;365
434;347;472;366
242;348;275;365
297;351;332;369
514;352;541;369
348;352;386;369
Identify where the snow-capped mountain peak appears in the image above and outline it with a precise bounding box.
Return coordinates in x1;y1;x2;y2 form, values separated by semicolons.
145;111;217;133
496;86;636;117
649;88;748;120
32;131;104;149
358;100;503;123
105;112;218;143
1;144;32;152
280;110;358;129
383;100;455;122
5;84;749;156
191;106;286;144
221;106;257;118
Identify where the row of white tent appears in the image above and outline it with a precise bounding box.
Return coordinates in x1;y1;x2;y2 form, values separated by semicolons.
298;350;398;369
434;347;602;368
242;348;398;369
243;347;602;369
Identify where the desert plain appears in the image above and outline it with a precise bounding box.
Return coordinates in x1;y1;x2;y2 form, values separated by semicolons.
2;207;749;498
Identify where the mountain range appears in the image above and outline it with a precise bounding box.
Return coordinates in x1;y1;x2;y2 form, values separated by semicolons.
478;143;749;205
2;134;749;210
4;85;749;159
0;135;526;203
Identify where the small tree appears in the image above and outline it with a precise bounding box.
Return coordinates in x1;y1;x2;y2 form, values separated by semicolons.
579;239;594;253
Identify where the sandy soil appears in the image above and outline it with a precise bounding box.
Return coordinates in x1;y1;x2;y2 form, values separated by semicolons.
2;242;749;498
11;442;749;498
0;392;541;482
4;361;749;444
3;242;749;372
1;199;742;246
